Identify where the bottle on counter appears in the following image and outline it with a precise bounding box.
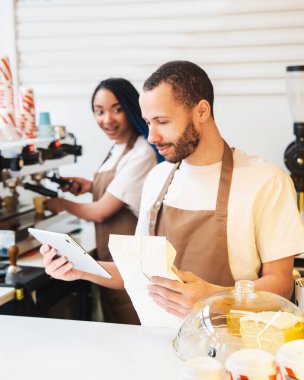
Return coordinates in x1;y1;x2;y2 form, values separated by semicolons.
225;348;278;380
276;339;304;379
179;356;224;380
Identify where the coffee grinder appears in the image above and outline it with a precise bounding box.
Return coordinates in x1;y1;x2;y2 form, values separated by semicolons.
284;65;304;219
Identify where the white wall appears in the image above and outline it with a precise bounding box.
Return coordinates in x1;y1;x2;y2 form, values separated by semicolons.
2;0;304;178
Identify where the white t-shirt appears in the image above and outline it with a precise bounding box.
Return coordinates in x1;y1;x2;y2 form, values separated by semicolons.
136;149;304;281
98;135;157;217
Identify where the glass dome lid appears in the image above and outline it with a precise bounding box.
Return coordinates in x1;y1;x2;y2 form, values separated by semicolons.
173;280;304;364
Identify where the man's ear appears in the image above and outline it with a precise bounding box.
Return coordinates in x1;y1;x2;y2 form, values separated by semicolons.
197;99;211;122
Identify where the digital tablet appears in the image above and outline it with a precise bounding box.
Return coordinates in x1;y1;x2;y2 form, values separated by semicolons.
28;228;112;278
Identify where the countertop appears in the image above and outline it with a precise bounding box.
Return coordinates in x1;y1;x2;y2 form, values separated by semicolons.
0;315;182;380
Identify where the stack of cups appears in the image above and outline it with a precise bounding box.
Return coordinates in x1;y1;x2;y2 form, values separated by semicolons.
19;86;37;138
0;56;22;141
0;56;14;110
0;110;20;141
225;348;278;379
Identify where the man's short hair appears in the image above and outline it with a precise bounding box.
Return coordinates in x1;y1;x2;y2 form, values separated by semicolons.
143;60;214;117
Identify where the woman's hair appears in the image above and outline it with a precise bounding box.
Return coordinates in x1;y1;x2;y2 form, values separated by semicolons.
91;78;163;163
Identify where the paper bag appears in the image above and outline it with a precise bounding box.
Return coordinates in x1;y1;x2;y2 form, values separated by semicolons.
108;234;183;329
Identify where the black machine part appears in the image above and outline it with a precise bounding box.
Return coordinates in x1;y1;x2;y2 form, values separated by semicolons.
61;143;82;157
21;145;42;165
284;123;304;192
0;154;24;171
23;182;58;198
46;174;74;187
48;174;82;194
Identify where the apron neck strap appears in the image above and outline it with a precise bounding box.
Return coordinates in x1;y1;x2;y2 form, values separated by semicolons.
100;134;138;170
215;140;233;213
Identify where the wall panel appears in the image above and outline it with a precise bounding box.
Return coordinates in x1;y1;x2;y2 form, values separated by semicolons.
16;0;304;96
10;0;304;173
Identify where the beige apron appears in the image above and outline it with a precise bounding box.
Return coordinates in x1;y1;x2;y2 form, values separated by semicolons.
92;137;140;324
149;141;235;287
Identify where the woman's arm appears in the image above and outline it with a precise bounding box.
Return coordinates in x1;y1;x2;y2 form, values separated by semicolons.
45;191;124;223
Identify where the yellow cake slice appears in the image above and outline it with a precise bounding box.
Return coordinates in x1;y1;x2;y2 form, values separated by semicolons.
227;310;255;336
240;311;304;353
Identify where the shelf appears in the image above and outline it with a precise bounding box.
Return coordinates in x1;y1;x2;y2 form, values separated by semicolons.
0;137;55;151
4;154;76;180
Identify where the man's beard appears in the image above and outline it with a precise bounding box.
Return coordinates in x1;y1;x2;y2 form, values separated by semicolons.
165;122;200;163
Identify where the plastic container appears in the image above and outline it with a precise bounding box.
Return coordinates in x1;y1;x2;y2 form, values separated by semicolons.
179;357;224;380
225;348;278;380
173;280;304;363
286;66;304;123
295;279;304;313
276;339;304;379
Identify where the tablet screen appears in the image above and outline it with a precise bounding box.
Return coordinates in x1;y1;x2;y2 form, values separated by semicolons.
28;228;111;278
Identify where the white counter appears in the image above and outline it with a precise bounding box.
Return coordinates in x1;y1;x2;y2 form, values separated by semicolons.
0;315;182;380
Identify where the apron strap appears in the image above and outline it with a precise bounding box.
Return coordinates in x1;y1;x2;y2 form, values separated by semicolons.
215;140;234;214
98;134;138;172
149;162;180;235
148;140;234;235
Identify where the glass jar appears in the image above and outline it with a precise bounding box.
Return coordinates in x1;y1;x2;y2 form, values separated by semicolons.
173;280;304;364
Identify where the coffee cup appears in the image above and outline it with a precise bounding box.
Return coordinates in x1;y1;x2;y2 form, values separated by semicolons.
225;348;278;379
276;339;304;379
3;195;16;210
179;357;224;380
33;196;46;214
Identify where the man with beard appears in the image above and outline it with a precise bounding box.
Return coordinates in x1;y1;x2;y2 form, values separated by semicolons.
40;61;304;320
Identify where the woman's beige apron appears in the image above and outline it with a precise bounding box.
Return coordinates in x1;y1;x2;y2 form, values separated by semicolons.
92;138;140;324
149;141;235;287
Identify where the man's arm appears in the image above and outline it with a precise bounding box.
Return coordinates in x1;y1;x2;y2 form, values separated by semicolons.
40;244;124;290
148;256;295;318
254;256;294;299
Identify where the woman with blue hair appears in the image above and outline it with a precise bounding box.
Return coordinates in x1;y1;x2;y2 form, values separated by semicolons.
45;78;160;324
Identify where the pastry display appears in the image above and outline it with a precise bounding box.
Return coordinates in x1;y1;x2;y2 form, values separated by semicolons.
240;311;304;353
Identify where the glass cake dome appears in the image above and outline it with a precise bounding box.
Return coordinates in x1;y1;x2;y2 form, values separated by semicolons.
173;280;304;364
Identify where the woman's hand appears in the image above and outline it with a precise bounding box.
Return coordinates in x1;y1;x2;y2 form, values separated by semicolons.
45;198;65;214
60;177;92;195
40;244;83;281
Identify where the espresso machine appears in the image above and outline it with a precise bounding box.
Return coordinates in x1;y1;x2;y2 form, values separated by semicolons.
0;130;82;259
0;132;93;321
284;65;304;219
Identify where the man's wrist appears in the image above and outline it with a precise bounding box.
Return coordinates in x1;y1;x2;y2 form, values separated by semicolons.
204;282;233;297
